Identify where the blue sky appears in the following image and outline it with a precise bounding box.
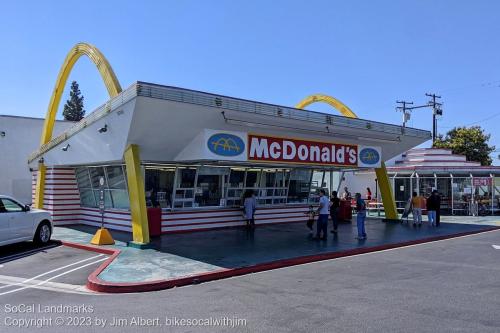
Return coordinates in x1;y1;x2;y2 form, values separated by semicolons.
1;1;499;163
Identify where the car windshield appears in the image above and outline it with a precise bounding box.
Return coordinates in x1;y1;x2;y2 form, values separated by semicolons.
0;198;23;212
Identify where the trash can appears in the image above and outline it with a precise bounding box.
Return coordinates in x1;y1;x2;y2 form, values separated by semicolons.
339;200;352;222
147;208;162;237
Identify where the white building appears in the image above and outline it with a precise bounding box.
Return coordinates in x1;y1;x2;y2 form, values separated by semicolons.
0;115;72;203
27;81;430;238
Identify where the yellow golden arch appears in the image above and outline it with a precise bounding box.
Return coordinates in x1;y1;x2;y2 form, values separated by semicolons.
34;43;150;245
296;94;398;220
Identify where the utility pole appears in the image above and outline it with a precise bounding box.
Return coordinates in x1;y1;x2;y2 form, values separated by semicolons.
425;93;442;142
396;100;414;127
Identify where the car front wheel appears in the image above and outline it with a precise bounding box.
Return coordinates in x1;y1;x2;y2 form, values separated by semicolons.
34;222;51;245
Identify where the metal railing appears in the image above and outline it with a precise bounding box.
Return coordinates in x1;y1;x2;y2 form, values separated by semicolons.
136;82;430;138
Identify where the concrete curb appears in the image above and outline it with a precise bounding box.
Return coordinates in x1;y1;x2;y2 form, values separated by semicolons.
61;227;500;294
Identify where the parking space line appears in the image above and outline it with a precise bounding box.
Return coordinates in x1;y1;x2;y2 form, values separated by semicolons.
0;254;105;290
0;275;96;295
0;257;107;296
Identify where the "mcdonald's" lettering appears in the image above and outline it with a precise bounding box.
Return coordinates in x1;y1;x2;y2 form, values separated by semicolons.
248;134;358;166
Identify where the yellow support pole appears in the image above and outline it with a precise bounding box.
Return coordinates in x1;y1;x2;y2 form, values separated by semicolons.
374;163;398;219
34;163;46;208
296;94;399;220
124;144;150;246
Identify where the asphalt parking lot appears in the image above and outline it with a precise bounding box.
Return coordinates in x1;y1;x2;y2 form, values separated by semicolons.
0;242;107;296
0;229;499;332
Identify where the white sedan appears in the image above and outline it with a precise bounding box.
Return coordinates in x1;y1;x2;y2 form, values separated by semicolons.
0;195;53;246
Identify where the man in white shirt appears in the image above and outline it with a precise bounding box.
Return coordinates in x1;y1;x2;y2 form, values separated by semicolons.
341;186;351;200
315;189;329;240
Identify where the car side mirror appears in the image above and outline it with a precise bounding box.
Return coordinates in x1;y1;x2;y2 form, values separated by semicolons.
24;205;30;212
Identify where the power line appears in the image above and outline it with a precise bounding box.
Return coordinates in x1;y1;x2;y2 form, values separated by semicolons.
439;79;500;93
440;111;500;128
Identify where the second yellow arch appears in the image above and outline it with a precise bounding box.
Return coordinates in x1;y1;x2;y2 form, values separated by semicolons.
296;94;399;220
295;94;357;118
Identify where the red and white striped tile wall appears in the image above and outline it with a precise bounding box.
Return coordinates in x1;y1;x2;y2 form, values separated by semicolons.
31;168;132;232
32;168;309;234
161;206;309;233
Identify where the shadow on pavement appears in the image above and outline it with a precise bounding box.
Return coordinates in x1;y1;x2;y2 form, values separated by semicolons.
58;220;493;270
0;241;61;264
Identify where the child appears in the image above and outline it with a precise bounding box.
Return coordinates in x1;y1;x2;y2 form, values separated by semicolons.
305;205;316;235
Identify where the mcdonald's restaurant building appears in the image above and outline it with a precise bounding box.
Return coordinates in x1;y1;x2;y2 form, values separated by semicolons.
28;81;431;245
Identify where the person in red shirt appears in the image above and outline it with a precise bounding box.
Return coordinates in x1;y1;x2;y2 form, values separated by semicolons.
366;187;372;201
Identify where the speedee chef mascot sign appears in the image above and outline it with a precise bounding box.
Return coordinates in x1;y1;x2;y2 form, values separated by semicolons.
247;134;381;168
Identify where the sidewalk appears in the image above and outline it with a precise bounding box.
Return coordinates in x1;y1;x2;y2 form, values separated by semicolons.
53;218;498;292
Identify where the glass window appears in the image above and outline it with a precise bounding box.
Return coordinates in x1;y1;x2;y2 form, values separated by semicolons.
394;177;414;212
228;169;245;188
110;190;130;209
272;170;289;205
309;170;325;203
74;166;129;210
90;167;107;188
473;177;493;215
394;177;411;201
287;169;312;204
436;177;452;213
226;168;246;207
80;189;97;208
245;169;261;188
106;166;126;189
94;190;112;209
1;198;24;212
145;168;175;208
323;171;332;194
195;167;229;207
419;178;436;197
411;177;418;197
452;177;472;215
275;170;289;188
177;168;196;188
331;171;342;195
261;169;277;188
256;169;276;204
75;168;91;188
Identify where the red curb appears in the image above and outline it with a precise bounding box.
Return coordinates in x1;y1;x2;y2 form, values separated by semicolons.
61;227;500;294
60;240;118;256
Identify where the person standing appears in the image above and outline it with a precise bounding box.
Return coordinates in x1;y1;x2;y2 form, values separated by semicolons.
366;187;372;201
330;191;340;234
314;189;329;240
355;193;367;240
411;191;424;227
305;205;316;235
341;186;352;200
243;190;257;229
426;191;439;227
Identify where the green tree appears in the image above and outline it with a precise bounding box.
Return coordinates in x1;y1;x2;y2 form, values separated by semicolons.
62;81;85;121
433;126;495;166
